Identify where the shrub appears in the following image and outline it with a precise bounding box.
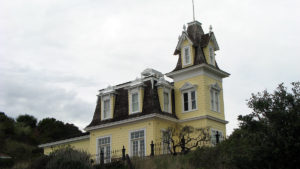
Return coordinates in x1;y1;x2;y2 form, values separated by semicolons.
45;147;93;169
94;160;128;169
0;158;14;168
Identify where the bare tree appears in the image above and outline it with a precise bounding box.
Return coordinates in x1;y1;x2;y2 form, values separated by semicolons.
162;125;211;155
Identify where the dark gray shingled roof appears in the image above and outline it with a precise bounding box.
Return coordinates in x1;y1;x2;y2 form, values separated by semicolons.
86;79;177;128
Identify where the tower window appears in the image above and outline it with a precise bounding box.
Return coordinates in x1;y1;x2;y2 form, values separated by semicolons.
182;46;191;66
182;90;197;112
210;89;220;112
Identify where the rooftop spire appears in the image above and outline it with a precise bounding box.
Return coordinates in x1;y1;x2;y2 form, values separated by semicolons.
192;0;195;21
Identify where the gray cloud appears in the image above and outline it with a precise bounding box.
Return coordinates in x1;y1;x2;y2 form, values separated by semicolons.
1;0;300;134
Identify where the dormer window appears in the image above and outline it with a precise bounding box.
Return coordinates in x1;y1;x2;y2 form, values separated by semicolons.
131;92;139;113
209;46;215;66
163;89;171;113
101;95;111;120
182;46;191;66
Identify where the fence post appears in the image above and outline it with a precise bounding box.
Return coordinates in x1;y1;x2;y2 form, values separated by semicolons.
100;150;104;164
150;140;154;156
216;131;220;144
181;136;185;154
122;145;126;161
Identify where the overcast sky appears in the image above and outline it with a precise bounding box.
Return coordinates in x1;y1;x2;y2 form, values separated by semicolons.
1;0;300;134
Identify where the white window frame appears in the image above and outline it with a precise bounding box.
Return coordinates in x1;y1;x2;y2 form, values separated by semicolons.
210;89;220;112
101;95;111;120
209;46;215;66
129;88;140;114
182;46;191;66
129;128;146;157
96;135;112;164
181;89;197;113
211;129;223;145
163;89;172;113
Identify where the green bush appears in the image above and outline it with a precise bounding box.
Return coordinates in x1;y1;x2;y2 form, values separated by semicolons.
29;155;50;169
45;147;93;169
94;160;128;169
0;158;14;168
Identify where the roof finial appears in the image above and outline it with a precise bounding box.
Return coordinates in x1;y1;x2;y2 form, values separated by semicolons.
192;0;195;21
183;24;186;31
209;25;213;34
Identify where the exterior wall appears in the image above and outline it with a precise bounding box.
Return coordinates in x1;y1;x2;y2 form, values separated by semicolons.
203;40;215;65
111;95;115;118
157;87;173;113
181;39;195;68
157;87;164;111
174;74;225;121
43;138;90;155
89;118;155;159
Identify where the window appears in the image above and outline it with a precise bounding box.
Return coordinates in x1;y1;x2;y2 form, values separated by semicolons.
182;90;197;112
97;136;111;164
210;89;220;112
209;46;215;65
102;96;111;120
211;129;223;145
162;130;170;154
131;92;139;113
183;46;191;66
163;91;171;113
130;130;145;157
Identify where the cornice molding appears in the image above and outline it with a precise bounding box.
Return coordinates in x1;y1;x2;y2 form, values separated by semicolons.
38;135;90;148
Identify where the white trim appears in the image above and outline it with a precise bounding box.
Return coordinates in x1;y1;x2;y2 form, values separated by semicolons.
163;88;172;113
38;135;90;148
181;86;198;113
176;32;194;51
182;45;192;66
178;115;228;124
85;113;177;131
101;95;112;120
129;128;146;157
99;77;160;93
165;64;230;82
96;135;112;164
85;113;227;132
129;88;140;114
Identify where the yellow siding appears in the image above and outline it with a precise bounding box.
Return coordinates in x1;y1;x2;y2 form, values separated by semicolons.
181;40;195;68
157;87;163;111
174;75;225;120
111;95;115;118
89;119;155;159
206;119;226;137
43;138;90;155
203;41;215;65
140;88;144;112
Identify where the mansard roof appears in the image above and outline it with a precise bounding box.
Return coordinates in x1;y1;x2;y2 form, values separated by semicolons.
86;76;177;129
172;21;220;72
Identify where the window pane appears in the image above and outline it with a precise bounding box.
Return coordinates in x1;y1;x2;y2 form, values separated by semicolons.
140;139;145;156
132;93;139;112
104;99;110;118
164;92;169;112
210;90;214;111
215;92;219;112
191;91;196;109
183;93;189;111
184;47;190;64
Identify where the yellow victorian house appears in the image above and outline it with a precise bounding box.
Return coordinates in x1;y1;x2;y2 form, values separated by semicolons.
39;20;230;163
